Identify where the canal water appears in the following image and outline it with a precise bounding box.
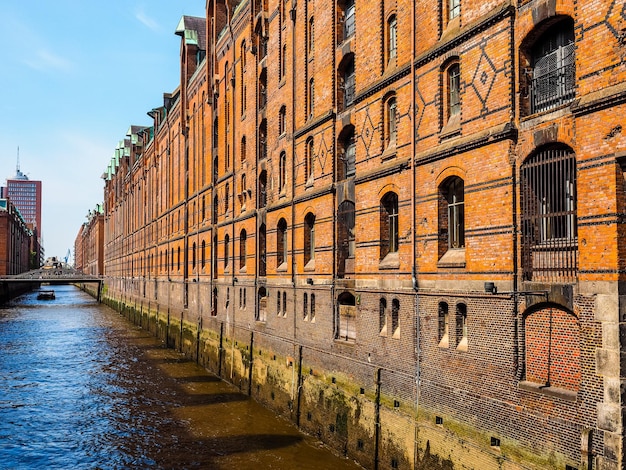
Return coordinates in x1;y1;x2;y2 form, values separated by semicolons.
0;285;362;469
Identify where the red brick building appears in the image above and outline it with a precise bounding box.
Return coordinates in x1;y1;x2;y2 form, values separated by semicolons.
95;1;626;468
0;198;33;275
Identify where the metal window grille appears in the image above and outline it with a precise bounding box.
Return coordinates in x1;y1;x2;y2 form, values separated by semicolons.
521;147;577;282
531;42;575;113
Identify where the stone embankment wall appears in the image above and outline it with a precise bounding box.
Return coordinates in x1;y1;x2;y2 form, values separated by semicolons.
94;281;577;470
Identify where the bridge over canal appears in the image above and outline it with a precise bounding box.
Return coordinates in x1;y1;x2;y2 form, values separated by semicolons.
0;267;104;301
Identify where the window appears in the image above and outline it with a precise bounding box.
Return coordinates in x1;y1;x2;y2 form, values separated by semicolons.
279;106;286;136
304;293;309;320
192;242;196;270
521;145;577;282
385;95;397;147
336;292;356;341
259;69;267;110
277;218;287;267
311;293;316;321
528;20;575;114
340;56;356;109
440;176;465;250
277;291;281;315
308;17;314;53
391;299;400;338
342;0;355;41
259;171;267;208
305;138;314;183
387;15;397;65
337;200;355;277
280;44;287;79
241;136;246;162
448;0;460;21
455;303;467;350
379;298;387;336
308;78;315;118
438;302;449;348
304;213;315;266
259;119;267;160
446;62;461;124
380;192;399;260
239;229;247;269
257;287;267;321
225;183;230;214
201;240;206;269
279;152;287;193
241;40;247;70
213;235;218;278
259;224;267;276
283;291;287;316
224;234;230;268
337;127;356;181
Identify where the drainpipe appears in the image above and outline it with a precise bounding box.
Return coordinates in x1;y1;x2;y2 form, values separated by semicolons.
410;0;421;464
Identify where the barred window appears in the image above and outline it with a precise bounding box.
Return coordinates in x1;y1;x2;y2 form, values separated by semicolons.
521;145;577;282
530;21;575;114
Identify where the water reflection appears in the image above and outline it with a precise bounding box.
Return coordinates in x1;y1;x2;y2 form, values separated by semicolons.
0;285;361;469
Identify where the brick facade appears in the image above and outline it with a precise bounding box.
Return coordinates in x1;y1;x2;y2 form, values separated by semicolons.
93;1;626;468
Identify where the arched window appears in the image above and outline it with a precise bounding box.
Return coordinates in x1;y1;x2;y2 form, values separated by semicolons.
257;287;267;321
445;61;461;126
391;298;400;338
387;14;397;66
438;302;449;348
521;145;577;282
308;16;315;53
259;170;267;208
239;229;247;269
385;94;397;147
305;138;314;183
241;136;247;162
225;183;230;215
336;292;356;341
304;213;315;266
277;218;288;267
379;298;387;336
308;78;315;118
439;176;465;252
213;235;218;278
279;105;286;136
455;303;467;350
224;234;230;268
338;127;356;180
304;293;309;320
259;224;267;277
525;19;575;114
339;55;356;110
192;242;197;270
201;240;206;269
380;192;399;260
279;152;287;192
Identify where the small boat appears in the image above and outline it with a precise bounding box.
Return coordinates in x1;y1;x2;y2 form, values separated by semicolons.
37;290;55;300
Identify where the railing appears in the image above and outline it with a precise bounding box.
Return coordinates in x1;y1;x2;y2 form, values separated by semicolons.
530;43;575;114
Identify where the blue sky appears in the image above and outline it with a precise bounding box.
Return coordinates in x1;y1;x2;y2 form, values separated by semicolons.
0;1;205;262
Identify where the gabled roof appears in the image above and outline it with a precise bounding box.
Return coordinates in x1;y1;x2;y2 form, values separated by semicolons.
175;16;207;51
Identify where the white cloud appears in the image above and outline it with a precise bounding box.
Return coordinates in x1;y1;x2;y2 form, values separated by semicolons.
23;48;73;72
135;8;160;31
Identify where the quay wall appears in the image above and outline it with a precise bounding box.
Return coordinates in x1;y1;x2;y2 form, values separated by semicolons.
99;279;585;470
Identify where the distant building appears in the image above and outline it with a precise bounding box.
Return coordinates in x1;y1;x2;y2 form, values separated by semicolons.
2;161;43;266
0;198;33;275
